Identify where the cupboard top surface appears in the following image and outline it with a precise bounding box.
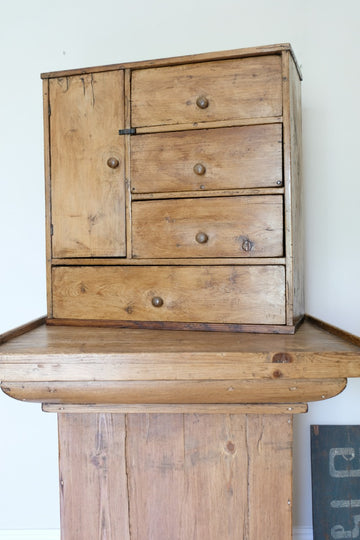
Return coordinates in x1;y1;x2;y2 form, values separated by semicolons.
40;43;302;80
0;319;358;405
0;319;359;361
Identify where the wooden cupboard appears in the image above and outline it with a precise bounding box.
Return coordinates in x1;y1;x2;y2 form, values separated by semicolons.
42;43;303;332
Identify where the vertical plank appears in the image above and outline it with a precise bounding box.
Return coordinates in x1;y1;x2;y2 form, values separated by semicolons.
58;413;130;540
282;50;304;325
126;413;186;539
183;414;248;539
124;68;132;259
127;413;291;539
247;414;293;539
288;52;305;323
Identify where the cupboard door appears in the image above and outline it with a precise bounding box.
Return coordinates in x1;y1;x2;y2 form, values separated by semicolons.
50;71;126;258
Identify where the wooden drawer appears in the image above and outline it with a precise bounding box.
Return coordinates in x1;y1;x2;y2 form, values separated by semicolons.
131;124;282;193
131;56;282;128
132;195;283;258
52;266;286;325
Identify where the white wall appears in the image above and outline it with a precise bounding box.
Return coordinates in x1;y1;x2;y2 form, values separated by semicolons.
0;0;359;531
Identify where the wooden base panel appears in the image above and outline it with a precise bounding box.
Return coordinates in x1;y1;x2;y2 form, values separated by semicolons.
46;317;299;334
58;412;293;540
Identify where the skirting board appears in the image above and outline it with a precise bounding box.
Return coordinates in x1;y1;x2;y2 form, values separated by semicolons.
0;528;312;539
293;527;313;540
0;532;60;539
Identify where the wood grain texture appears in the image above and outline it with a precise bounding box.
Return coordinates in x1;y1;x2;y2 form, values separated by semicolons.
124;69;133;259
57;412;293;539
131;55;282;127
52;265;286;324
44;403;308;414
50;70;126;258
305;314;360;346
132;187;284;200
3;378;346;404
130;124;282;193
46;318;296;334
0;316;46;345
282;51;304;325
0;321;359;397
43;78;53;316
289;51;305;323
50;256;286;266
134;115;282;134
132;195;283;259
246;414;293;538
58;413;130;539
125;413;250;539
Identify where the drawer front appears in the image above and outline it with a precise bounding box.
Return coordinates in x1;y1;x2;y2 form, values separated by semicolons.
131;124;282;193
52;266;285;325
132;196;283;258
131;56;282;128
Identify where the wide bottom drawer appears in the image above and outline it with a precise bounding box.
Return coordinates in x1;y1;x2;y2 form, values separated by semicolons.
52;266;285;325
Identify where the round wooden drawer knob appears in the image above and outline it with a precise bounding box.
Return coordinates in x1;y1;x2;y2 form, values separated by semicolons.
151;296;164;307
242;239;253;252
196;96;209;109
193;163;206;176
107;157;120;169
195;232;209;244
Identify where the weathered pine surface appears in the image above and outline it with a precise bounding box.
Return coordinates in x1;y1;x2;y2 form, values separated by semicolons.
58;412;293;540
49;71;126;258
131;56;282;127
1;319;360;404
43;44;303;332
130;124;282;193
131;195;284;258
51;265;286;325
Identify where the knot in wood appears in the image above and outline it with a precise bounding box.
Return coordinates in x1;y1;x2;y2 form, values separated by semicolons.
272;352;293;364
226;441;236;454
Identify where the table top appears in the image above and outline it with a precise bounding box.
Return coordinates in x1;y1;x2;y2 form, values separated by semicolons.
0;317;359;407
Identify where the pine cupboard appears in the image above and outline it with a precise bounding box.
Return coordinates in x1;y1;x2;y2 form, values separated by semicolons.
42;43;303;333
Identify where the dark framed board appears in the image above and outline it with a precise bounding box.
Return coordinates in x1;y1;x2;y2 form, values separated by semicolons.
311;425;360;539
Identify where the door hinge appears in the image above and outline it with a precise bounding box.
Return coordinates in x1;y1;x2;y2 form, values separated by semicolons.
118;128;136;135
50;224;54;235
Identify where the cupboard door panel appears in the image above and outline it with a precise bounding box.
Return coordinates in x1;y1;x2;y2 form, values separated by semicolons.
52;265;286;325
131;56;282;128
131;124;282;193
50;71;126;258
132;196;284;258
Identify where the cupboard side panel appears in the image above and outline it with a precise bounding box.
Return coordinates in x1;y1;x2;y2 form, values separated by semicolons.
43;79;53;317
289;54;305;323
283;51;304;325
